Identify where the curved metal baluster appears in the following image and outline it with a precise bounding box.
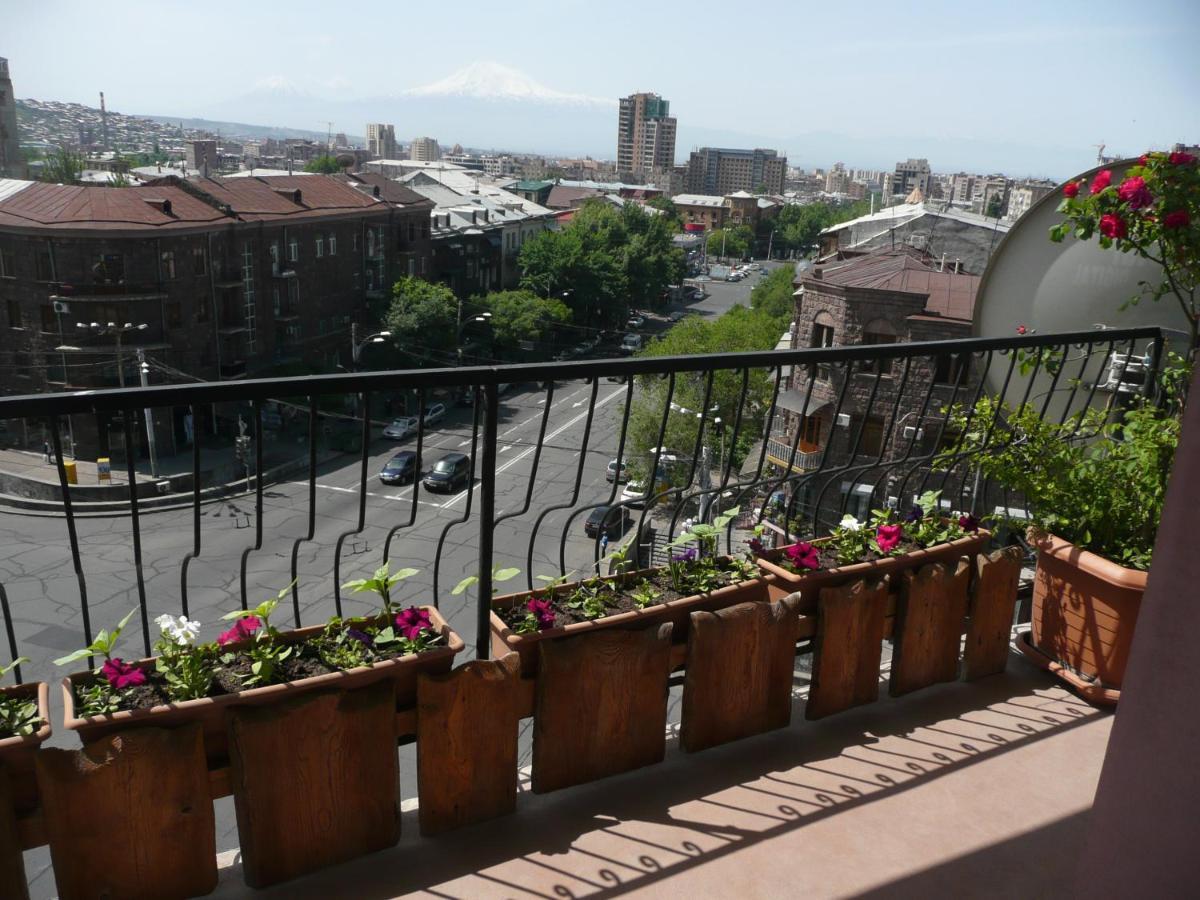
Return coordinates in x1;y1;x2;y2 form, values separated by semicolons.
494;381;554;535
332;391;373;617
289;396;318;627
0;584;22;683
238;400;264;610
663;369;715;546
382;387;425;563
432;386;482;605
179;403;202;618
50;417;92;659
121;412;152;656
629;373;676;568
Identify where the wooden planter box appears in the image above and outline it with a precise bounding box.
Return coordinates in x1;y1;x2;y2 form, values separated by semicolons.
490;565;771;676
756;529;991;613
1016;532;1146;704
0;682;51;816
61;606;463;764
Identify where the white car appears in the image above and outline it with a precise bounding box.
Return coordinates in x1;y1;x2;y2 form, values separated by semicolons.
422;403;446;426
621;333;643;353
382;416;419;440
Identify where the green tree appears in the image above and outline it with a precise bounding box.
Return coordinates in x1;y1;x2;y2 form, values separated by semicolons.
41;146;85;186
624;305;783;480
384;277;458;361
749;265;796;323
646;196;682;230
478;290;571;356
985;193;1004;218
304;155;343;174
706;225;753;260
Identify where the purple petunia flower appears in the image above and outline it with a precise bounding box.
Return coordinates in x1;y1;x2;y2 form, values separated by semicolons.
903;506;923;524
784;541;820;571
671;548;698;563
748;537;766;557
346;627;374;647
101;657;147;690
526;597;556;630
395;606;433;641
958;513;980;533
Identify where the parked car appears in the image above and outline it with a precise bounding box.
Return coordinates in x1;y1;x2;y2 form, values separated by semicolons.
606;458;629;483
668;311;686;323
620;333;643;353
422;452;471;493
379;450;420;485
584;505;632;539
382;416;419;440
620;479;670;509
422;403;446;426
626;314;646;330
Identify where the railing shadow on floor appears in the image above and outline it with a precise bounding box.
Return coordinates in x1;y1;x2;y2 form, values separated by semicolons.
208;658;1106;899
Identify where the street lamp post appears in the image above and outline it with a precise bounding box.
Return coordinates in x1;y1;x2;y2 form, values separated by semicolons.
76;321;148;388
349;322;392;370
136;348;158;477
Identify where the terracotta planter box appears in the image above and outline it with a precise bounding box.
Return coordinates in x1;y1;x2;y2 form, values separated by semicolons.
0;682;51;816
1019;532;1146;703
756;529;991;613
62;607;463;765
490;565;772;676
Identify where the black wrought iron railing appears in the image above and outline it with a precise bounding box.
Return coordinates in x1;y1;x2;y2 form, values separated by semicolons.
0;326;1171;683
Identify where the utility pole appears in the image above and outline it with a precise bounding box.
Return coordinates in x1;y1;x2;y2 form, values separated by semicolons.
136;348;158;477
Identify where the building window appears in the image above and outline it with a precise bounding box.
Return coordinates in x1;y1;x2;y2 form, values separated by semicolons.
316;236;324;258
860;319;897;374
161;250;176;280
0;247;14;277
166;302;182;329
797;414;822;452
353;231;359;251
858;416;885;457
288;239;299;262
273;287;281;316
408;221;416;242
6;299;21;328
269;243;279;272
196;294;209;323
192;246;207;276
41;304;57;333
36;248;55;282
934;352;971;385
328;234;337;256
422;219;430;239
407;258;416;277
420;256;427;275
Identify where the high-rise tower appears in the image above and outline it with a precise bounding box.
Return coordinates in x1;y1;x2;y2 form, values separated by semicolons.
616;92;676;182
0;58;24;179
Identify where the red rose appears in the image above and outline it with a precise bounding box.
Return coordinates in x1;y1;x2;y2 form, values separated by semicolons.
1090;169;1112;194
1016;324;1028;335
1163;209;1190;229
1169;151;1196;165
1099;213;1127;239
1117;176;1152;209
1139;154;1149;165
1062;182;1079;198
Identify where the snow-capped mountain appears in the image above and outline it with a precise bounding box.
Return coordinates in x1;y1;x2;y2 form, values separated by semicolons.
400;62;611;107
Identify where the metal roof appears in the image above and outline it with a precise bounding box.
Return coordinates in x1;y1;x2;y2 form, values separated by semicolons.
806;249;979;322
671;194;727;208
0;181;233;232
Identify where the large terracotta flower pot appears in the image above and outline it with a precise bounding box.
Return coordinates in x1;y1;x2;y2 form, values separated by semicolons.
1016;532;1146;704
62;606;463;765
756;529;991;613
490;565;772;676
0;682;51;816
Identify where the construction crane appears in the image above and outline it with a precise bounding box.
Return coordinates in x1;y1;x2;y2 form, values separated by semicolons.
1094;142;1106;165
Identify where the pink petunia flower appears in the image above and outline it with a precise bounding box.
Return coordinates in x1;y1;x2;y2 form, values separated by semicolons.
876;524;904;554
395;607;433;641
784;541;820;571
101;657;147;690
217;615;261;646
526;597;556;630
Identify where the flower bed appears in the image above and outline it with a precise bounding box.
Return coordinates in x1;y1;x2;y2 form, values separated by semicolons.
58;567;463;763
756;494;990;612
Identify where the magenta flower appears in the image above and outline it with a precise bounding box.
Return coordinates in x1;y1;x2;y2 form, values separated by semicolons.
1099;213;1127;239
1090;169;1112;194
1117;176;1153;210
217;615;261;646
1164;209;1190;229
1062;181;1079;199
1016;324;1027;335
784;541;820;571
526;597;556;630
876;524;903;553
101;657;147;690
958;513;980;533
1169;151;1196;166
747;537;766;557
395;607;432;641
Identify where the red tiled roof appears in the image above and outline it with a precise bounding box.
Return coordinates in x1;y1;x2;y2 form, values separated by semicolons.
545;185;602;209
0;181;231;231
190;175;384;221
336;172;434;209
805;248;979;320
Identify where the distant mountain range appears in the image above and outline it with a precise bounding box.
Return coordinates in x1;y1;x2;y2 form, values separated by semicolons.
19;62;1095;178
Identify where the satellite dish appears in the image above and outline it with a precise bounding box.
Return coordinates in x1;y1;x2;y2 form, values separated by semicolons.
973;158;1187;420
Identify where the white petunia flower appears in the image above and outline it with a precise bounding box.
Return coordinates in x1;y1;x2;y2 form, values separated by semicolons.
838;515;863;532
156;614;202;646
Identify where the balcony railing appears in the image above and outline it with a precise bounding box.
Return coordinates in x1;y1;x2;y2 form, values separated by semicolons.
0;325;1170;676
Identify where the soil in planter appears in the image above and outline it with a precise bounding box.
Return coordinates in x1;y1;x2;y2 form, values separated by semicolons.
73;628;444;716
768;535;972;575
500;560;759;630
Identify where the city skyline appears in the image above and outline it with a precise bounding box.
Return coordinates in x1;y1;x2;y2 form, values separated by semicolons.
3;0;1199;176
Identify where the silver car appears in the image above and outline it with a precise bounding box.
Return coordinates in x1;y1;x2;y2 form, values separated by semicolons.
382;416;419;440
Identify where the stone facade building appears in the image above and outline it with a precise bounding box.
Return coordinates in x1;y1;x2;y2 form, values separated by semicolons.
0;59;23;179
767;249;980;531
685;147;786;196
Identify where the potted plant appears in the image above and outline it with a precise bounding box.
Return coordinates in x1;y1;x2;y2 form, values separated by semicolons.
488;508;770;675
954;389;1181;702
57;564;463;762
754;491;990;611
0;658;50;816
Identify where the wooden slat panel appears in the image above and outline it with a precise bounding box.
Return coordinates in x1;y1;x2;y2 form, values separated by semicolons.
680;595;802;753
890;558;972;697
532;624;673;793
417;653;521;835
228;683;399;889
0;765;28;900
806;578;890;720
36;725;216;900
964;547;1023;680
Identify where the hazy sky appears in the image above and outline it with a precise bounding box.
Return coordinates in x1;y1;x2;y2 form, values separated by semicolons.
5;0;1199;173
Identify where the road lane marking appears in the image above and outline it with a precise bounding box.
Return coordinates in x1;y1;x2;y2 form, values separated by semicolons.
294;481;443;508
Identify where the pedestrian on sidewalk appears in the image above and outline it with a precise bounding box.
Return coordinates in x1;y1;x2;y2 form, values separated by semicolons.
600;532;609;557
43;440;51;464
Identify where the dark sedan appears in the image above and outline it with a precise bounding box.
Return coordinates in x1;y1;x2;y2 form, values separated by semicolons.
422;452;471;493
584;505;631;539
379;450;420;485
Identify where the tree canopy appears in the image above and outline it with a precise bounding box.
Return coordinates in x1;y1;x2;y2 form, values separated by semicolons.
41;147;85;186
706;225;753;260
384;277;458;362
304;155;343;174
767;197;875;257
749;265;797;324
476;290;571;357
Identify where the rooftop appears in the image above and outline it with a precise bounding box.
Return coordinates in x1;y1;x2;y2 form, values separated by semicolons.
802;248;980;321
672;193;727;207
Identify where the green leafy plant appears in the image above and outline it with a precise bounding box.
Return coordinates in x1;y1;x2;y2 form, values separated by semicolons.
0;658;40;738
152;614;214;702
629;580;663;609
452;565;521;597
54;608;144;715
563;576;616;620
219;583;295;688
342;560;419;617
54;608;139;669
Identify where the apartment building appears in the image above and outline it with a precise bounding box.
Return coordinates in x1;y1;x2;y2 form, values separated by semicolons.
1005;180;1057;222
366;123;398;159
685;147;787;196
0;59;23;179
891;158;932;200
410;137;441;162
672;194;728;231
616;93;677;181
